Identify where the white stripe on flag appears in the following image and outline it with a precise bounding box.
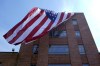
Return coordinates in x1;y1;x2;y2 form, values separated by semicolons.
62;13;68;22
33;18;51;37
12;12;46;44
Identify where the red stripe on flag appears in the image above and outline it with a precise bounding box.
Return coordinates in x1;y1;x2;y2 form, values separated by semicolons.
9;10;44;44
66;13;71;19
57;12;64;25
24;16;48;41
3;7;38;39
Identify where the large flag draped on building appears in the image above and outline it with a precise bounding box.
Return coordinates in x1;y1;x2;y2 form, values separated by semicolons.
3;7;74;45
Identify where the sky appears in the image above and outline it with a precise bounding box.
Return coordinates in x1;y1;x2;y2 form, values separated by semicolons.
0;0;100;52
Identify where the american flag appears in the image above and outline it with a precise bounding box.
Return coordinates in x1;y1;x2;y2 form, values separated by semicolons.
3;7;74;45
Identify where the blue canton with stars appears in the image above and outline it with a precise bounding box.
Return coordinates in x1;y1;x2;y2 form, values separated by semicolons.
42;9;58;22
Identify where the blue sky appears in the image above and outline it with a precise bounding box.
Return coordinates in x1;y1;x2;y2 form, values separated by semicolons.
0;0;100;52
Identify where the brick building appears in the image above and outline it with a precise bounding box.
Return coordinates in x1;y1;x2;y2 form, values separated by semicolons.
0;13;100;66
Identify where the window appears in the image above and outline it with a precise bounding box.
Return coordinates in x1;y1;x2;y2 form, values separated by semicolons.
31;64;36;66
82;64;89;66
48;64;71;66
49;30;67;38
75;31;81;37
72;19;77;25
0;62;2;66
33;45;39;54
48;45;69;54
78;45;85;54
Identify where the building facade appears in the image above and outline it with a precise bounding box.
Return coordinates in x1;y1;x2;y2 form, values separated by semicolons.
0;13;100;66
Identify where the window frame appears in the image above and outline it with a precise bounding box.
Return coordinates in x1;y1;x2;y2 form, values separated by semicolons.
48;44;69;54
31;64;36;66
0;62;2;66
72;19;78;25
32;44;39;54
78;45;86;54
48;64;71;66
75;31;81;38
49;30;67;38
82;64;89;66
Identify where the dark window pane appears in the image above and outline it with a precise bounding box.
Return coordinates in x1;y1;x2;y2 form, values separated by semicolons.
33;45;39;54
31;64;36;66
49;30;67;38
0;62;2;66
48;64;71;66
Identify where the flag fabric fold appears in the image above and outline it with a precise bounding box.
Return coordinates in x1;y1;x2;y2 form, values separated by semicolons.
3;7;74;45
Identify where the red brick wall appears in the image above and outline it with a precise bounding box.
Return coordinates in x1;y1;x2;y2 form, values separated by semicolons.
0;52;18;66
76;13;100;66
